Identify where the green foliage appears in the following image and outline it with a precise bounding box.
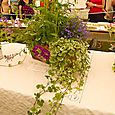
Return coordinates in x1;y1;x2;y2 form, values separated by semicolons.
29;38;90;115
49;38;90;87
0;27;19;43
112;63;115;72
26;1;90;114
9;0;70;51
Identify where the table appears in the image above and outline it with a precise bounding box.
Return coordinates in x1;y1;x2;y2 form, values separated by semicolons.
0;43;115;115
89;31;115;41
87;22;115;41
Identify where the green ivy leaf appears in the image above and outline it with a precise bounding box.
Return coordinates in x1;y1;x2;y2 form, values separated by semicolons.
46;112;52;115
30;106;36;113
34;93;41;98
37;99;44;107
53;93;63;101
48;86;52;92
36;84;45;89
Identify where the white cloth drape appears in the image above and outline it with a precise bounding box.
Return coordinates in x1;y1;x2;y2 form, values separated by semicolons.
0;43;115;115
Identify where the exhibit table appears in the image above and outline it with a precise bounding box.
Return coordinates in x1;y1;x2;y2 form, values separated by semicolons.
0;43;115;115
87;22;115;41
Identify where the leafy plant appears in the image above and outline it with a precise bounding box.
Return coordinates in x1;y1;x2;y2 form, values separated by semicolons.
0;28;13;42
12;0;71;51
28;38;90;115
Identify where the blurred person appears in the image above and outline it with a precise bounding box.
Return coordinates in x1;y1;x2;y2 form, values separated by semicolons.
105;0;115;22
1;0;10;14
111;0;115;18
86;0;106;22
0;0;3;13
18;0;26;19
1;0;11;19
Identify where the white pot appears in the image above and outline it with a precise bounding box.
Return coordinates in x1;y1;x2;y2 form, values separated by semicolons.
78;8;90;19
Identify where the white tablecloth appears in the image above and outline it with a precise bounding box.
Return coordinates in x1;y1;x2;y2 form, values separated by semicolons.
0;43;115;115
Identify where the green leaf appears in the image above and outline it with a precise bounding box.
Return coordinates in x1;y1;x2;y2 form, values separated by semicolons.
30;106;36;112
48;86;52;92
36;84;45;89
27;111;33;115
37;99;44;107
46;112;52;115
53;93;63;101
35;93;41;98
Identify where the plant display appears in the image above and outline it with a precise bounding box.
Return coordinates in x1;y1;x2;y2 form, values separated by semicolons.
28;38;90;115
0;0;90;114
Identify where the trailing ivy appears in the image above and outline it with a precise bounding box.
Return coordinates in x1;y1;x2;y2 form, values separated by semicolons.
28;38;90;115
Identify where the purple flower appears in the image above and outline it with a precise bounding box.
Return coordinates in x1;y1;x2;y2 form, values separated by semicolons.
32;45;50;61
60;17;89;40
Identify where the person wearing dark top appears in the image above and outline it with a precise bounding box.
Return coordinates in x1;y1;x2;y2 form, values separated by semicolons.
18;0;26;19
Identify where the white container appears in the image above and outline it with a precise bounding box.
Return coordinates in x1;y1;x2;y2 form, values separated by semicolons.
79;9;90;19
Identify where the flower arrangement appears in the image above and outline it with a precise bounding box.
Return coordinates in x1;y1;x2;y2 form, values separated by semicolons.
28;38;90;115
26;1;90;115
7;0;71;61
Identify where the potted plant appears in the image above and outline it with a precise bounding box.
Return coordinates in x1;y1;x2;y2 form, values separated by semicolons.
28;37;90;115
26;1;90;114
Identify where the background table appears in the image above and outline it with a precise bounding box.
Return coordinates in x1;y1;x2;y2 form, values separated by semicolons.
0;43;115;115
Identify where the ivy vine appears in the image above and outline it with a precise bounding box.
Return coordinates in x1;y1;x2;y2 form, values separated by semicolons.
28;38;90;115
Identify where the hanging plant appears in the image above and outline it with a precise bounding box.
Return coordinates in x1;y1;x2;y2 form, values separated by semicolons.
28;38;90;115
